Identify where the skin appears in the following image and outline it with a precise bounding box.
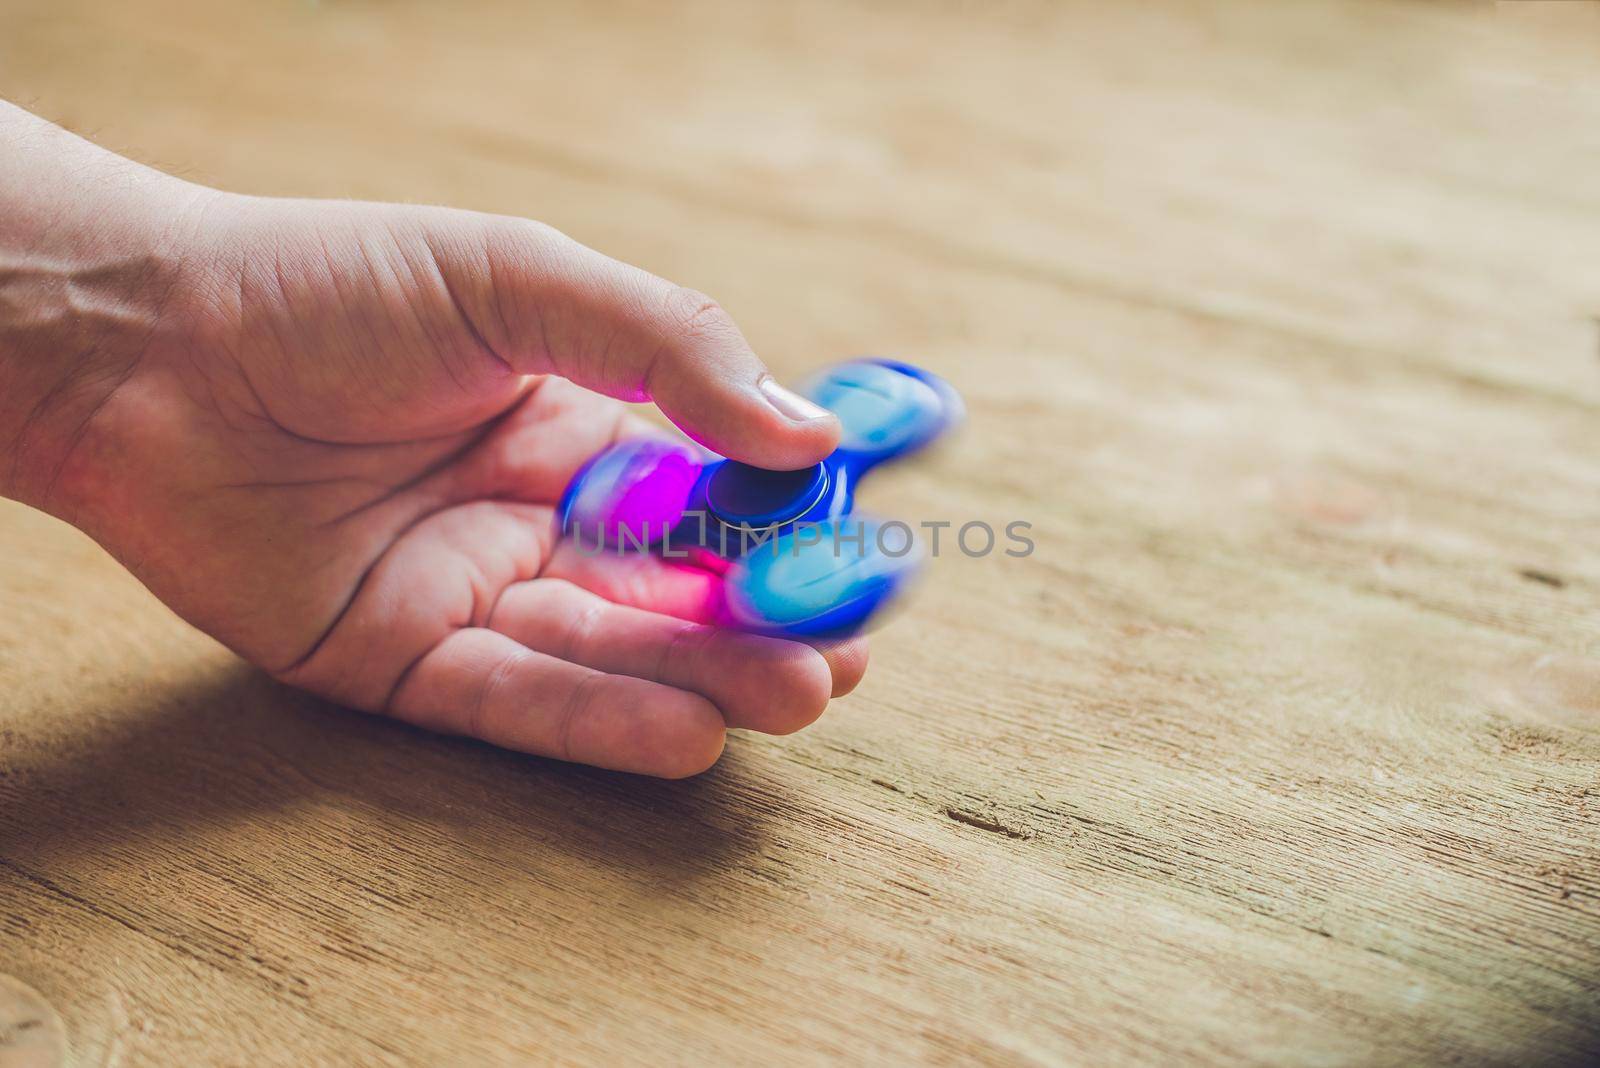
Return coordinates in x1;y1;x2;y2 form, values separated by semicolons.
0;100;868;778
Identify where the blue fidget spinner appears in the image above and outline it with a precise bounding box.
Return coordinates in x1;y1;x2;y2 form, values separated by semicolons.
558;358;962;638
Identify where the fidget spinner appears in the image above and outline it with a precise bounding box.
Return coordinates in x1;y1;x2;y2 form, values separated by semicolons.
557;359;962;638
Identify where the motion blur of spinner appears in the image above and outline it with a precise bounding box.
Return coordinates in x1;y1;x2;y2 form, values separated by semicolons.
558;359;964;637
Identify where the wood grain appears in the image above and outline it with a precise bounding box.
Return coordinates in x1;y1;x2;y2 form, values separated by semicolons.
2;0;1597;1064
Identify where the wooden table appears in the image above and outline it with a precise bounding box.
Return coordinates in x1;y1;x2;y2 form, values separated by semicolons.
2;1;1597;1064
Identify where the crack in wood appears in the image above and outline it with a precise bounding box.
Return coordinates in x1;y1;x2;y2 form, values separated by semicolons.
944;808;1034;839
1518;568;1567;589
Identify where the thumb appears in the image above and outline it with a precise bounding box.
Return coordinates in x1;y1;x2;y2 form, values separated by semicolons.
436;214;841;471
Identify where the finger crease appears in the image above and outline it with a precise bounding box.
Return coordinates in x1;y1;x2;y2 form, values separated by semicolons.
468;644;527;740
560;596;605;662
555;671;606;764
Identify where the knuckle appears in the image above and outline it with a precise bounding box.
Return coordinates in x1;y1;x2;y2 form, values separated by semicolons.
562;600;606;661
554;670;606;764
532;576;585;611
489;216;566;261
658;285;735;343
655;622;716;682
468;643;528;739
514;579;604;658
538;582;605;660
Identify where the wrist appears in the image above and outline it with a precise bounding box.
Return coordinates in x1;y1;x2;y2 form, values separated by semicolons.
0;101;222;518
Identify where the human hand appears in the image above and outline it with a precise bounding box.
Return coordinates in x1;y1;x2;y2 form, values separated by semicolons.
0;102;867;777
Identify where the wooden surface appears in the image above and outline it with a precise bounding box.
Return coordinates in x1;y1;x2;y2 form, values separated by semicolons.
2;1;1599;1064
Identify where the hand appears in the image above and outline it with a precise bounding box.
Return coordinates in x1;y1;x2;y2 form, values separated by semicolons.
1;104;867;777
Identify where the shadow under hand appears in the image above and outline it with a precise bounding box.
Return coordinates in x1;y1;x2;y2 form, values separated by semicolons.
1;657;776;902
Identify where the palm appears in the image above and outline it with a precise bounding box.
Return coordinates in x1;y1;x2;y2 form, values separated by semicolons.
94;198;863;777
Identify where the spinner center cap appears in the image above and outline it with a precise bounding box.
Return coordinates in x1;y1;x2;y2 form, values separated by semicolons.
706;461;829;529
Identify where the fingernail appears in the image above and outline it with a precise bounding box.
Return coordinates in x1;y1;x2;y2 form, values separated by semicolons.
758;375;833;423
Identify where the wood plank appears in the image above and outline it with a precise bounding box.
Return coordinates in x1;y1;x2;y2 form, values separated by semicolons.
1;0;1596;1064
